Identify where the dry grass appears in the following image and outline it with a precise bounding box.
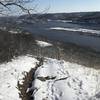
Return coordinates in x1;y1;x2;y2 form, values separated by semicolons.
17;57;44;100
17;68;34;100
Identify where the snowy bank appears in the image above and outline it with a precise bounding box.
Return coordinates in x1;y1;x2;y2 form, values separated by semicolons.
30;58;100;100
36;40;52;47
0;56;38;100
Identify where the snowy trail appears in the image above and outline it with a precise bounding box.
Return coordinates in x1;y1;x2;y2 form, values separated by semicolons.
31;58;100;100
0;56;100;100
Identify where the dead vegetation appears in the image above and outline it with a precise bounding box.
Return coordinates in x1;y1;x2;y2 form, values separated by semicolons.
18;68;34;100
17;57;44;100
0;29;100;69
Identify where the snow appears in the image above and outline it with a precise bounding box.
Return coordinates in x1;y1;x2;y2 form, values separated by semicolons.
50;27;100;34
0;27;21;34
36;40;52;47
0;55;100;100
9;30;19;34
55;20;72;23
31;58;100;100
47;20;72;23
0;26;7;31
9;30;22;34
0;55;38;100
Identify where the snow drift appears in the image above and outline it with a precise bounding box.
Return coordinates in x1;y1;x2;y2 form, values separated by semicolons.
30;58;100;100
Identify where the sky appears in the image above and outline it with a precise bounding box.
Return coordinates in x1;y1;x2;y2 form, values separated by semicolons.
2;0;100;16
30;0;100;13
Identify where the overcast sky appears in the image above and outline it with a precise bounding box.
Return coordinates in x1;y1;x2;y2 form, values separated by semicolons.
31;0;100;13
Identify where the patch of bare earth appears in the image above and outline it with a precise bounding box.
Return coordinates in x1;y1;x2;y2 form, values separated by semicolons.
17;68;34;100
17;57;44;100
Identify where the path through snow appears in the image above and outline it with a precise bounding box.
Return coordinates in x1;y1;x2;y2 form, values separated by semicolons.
0;56;100;100
31;58;100;100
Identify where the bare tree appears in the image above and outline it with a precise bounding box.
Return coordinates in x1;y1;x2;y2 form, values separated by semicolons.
0;0;35;15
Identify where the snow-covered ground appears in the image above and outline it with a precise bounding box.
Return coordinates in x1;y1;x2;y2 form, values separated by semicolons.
36;40;53;47
30;58;100;100
50;27;100;34
0;26;7;31
0;55;38;100
8;29;22;34
0;55;100;100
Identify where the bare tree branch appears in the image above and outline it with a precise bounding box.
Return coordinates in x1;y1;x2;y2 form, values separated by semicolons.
0;0;35;15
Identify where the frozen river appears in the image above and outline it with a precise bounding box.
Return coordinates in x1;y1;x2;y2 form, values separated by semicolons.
21;20;100;52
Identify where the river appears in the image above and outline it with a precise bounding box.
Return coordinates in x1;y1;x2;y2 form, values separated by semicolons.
21;20;100;52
